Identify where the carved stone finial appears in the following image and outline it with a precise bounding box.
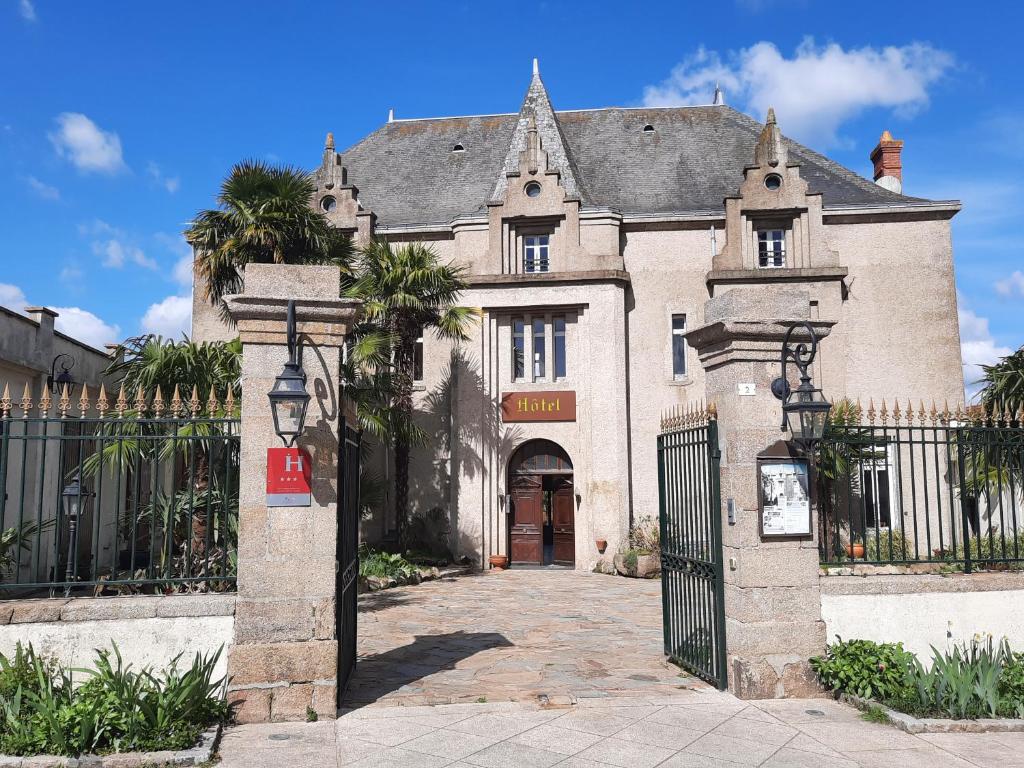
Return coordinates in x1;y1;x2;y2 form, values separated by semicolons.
754;107;787;168
387;108;394;123
532;57;539;77
712;82;724;106
325;132;334;151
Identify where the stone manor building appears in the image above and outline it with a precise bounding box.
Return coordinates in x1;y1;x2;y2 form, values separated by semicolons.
192;63;964;570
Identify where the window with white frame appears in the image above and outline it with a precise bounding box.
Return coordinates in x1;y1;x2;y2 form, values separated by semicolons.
524;234;550;273
553;316;567;379
512;319;526;380
671;314;687;379
757;229;786;268
413;326;424;383
532;318;545;378
510;314;570;382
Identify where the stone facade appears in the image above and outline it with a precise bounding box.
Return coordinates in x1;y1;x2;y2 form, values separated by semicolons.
192;65;964;576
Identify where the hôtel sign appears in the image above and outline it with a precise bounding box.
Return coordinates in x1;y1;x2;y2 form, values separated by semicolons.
501;391;576;423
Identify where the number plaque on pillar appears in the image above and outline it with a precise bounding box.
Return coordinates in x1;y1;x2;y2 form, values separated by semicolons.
266;447;312;507
757;441;812;538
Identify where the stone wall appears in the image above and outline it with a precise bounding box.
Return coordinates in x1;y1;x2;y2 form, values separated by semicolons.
0;595;234;679
820;574;1024;661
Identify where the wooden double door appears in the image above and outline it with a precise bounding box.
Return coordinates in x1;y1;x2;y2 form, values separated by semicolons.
509;473;574;566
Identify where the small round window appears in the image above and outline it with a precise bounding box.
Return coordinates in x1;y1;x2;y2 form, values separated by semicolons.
524;182;542;198
764;174;782;191
320;195;337;212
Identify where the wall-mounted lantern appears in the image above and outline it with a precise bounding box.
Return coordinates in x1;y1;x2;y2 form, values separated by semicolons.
267;300;310;447
48;353;76;396
770;322;832;451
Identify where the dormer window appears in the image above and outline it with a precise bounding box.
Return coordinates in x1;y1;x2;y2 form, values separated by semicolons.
757;229;786;268
452;143;465;152
524;234;550;273
642;124;655;134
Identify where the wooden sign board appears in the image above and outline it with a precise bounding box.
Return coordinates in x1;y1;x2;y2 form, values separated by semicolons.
501;391;576;422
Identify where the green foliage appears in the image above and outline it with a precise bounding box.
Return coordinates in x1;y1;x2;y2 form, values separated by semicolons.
405;507;452;561
813;635;1024;720
0;519;55;580
623;550;639;573
0;642;227;757
810;637;914;701
864;531;914;562
358;546;417;581
627;515;660;554
859;704;890;724
186;160;353;306
978;346;1024;416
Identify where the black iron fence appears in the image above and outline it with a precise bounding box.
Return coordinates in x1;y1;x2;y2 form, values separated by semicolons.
658;403;727;689
817;401;1024;571
0;382;239;595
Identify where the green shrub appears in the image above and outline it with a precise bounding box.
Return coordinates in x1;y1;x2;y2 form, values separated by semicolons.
358;546;417;581
0;642;227;757
864;531;914;562
810;637;914;701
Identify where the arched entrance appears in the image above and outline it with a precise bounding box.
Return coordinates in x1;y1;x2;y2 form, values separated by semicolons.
507;439;574;566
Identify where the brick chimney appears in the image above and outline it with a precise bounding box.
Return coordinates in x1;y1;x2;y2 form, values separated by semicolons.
870;130;904;194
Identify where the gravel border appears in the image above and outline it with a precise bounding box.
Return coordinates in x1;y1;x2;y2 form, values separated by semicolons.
840;693;1024;733
0;725;220;767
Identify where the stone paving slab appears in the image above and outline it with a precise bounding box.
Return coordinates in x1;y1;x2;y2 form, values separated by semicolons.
218;694;1024;767
343;570;701;707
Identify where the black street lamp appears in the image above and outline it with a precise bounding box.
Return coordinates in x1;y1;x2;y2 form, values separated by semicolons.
48;353;76;395
61;471;90;588
770;322;832;451
268;300;310;447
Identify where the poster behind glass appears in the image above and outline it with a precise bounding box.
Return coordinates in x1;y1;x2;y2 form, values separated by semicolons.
759;459;811;537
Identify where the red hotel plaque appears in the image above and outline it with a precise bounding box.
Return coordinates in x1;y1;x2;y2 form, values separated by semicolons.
500;391;576;422
266;447;312;507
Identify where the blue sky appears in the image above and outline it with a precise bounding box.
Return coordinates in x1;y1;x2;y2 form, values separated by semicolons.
1;0;1021;396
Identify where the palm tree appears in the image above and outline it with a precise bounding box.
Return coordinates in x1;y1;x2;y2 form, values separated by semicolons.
345;240;475;543
185;160;353;307
978;347;1024;416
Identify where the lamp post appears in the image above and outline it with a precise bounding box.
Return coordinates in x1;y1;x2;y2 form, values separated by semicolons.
47;353;76;396
770;322;832;452
267;300;310;447
61;472;90;590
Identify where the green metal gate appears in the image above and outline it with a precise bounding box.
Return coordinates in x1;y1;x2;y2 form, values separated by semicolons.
658;404;727;689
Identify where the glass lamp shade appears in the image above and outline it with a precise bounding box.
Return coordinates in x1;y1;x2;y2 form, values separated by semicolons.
783;386;832;447
268;362;310;447
61;473;88;518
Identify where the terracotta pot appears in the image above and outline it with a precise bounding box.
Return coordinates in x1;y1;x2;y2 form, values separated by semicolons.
846;543;866;559
595;539;608;553
488;554;509;570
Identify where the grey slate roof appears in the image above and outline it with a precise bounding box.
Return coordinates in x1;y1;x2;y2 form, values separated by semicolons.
335;104;925;228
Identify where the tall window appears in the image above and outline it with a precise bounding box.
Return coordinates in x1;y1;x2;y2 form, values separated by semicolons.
524;235;550;273
532;318;545;378
553;316;566;379
672;314;687;379
512;319;526;379
413;326;424;382
757;229;786;268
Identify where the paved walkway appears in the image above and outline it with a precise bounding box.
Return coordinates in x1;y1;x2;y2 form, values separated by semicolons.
218;692;1024;767
343;569;697;707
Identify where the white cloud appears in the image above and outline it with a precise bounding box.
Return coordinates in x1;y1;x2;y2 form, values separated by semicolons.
93;239;157;271
25;176;59;200
141;294;191;339
0;283;29;313
642;39;954;147
59;264;83;285
146;161;180;194
49;113;126;174
18;0;35;22
959;299;1012;401
0;282;119;349
995;270;1024;299
172;254;193;288
52;307;120;349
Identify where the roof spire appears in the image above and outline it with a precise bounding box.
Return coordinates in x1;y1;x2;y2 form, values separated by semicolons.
754;106;786;168
712;82;724;106
387;108;394;123
532;57;539;76
325;132;334;151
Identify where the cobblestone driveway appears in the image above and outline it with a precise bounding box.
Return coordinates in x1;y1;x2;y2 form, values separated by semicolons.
343;569;700;707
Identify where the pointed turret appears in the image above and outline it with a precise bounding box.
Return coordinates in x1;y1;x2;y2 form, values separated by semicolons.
325;132;334;151
489;59;585;202
754;107;787;168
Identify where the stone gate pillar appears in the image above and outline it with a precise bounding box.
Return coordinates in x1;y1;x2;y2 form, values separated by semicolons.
687;286;833;698
223;264;360;722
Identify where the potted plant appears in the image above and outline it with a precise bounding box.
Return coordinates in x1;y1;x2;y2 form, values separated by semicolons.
846;535;865;559
488;554;509;570
613;516;661;578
